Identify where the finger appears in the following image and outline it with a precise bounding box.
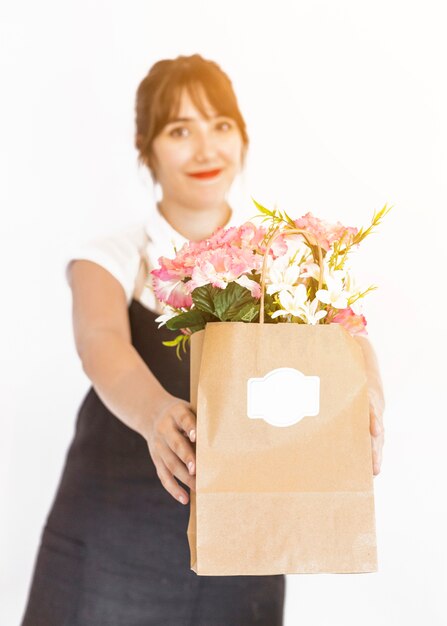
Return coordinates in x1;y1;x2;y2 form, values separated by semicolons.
373;418;384;437
154;456;191;505
160;442;196;492
369;404;384;438
373;454;380;475
371;436;382;475
171;403;197;444
372;449;379;475
165;427;196;476
372;422;385;441
369;403;377;435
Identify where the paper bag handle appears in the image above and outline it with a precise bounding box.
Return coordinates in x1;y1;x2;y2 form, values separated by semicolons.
259;227;324;324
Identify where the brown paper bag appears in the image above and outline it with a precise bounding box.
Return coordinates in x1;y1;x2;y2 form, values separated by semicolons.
187;320;377;575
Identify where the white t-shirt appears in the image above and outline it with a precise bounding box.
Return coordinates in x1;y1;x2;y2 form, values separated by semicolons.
65;202;256;314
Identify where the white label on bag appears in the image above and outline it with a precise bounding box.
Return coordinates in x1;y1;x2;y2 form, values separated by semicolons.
247;367;320;427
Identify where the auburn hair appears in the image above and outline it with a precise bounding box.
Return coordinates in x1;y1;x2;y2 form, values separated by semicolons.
135;53;249;181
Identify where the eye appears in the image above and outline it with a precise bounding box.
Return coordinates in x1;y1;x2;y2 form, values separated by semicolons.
169;126;190;138
216;120;233;131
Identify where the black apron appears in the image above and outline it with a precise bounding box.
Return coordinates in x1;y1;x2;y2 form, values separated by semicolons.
21;297;286;626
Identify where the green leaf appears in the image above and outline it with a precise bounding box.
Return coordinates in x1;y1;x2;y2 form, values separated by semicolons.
162;336;184;347
165;309;215;332
283;210;296;226
191;284;220;314
225;294;257;320
230;302;260;322
251;197;274;216
213;283;255;321
162;333;191;361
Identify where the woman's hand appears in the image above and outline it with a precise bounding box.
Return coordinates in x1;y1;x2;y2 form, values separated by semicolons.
144;394;197;505
353;335;386;476
368;387;385;476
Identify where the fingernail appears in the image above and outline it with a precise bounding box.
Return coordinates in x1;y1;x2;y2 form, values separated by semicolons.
179;495;187;504
188;461;195;474
189;429;196;442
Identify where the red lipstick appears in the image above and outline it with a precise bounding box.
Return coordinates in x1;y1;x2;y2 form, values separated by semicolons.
187;168;222;179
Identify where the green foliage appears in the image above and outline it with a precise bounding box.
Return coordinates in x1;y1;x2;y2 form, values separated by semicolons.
162;282;263;359
191;284;220;315
165;309;216;333
250;196;296;229
190;282;258;321
261;292;279;323
326;203;394;272
213;283;255;321
162;334;190;361
161;200;393;360
232;302;260;322
352;202;393;247
347;285;378;307
250;197;274;217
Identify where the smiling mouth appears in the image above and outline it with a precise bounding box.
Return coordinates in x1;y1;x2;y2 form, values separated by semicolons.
187;168;223;179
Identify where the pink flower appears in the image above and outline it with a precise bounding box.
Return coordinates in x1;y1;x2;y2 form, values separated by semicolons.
206;221;266;249
294;212;358;252
151;274;193;308
330;306;368;336
150;215;360;311
234;274;261;298
236;222;266;248
151;221;269;287
255;231;289;258
185;246;261;292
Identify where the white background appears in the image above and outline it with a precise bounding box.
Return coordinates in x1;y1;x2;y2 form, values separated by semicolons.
1;1;446;624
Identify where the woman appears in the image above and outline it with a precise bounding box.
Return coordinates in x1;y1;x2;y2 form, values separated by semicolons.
21;54;287;625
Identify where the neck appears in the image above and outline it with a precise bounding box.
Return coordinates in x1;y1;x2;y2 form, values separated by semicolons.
156;197;232;241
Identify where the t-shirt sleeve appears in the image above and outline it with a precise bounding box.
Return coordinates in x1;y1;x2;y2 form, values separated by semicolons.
64;224;147;304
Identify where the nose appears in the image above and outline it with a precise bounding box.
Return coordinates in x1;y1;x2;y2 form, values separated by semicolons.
193;127;218;163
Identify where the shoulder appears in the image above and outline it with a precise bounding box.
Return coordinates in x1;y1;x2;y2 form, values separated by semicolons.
65;221;149;303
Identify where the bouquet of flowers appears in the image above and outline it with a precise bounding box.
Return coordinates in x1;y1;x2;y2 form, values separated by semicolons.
151;199;392;359
150;200;392;576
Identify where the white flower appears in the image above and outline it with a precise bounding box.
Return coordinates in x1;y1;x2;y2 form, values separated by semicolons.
284;236;309;260
299;261;320;280
342;271;364;314
315;261;349;309
326;268;366;315
342;270;358;298
270;284;308;318
154;307;178;328
295;297;328;325
271;285;327;325
265;255;302;296
235;274;261;298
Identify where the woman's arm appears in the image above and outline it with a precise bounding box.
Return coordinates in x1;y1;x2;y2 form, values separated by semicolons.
68;260;197;504
354;335;386;475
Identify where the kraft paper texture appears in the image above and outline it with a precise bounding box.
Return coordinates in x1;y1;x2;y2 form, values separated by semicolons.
187;321;378;575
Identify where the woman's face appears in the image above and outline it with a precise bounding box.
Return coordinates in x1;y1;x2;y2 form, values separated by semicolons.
149;87;244;209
